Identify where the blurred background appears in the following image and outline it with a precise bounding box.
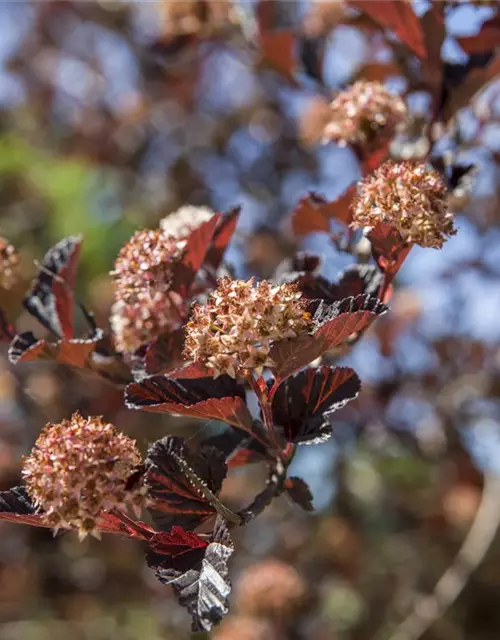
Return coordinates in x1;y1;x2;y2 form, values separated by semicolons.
1;1;500;639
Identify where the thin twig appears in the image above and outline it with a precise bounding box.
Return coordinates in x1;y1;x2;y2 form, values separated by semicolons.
386;473;500;640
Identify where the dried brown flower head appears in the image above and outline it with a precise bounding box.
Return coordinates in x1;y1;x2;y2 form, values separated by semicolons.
351;160;457;248
22;412;143;539
323;80;407;148
184;278;311;378
112;228;184;301
160;205;215;239
110;290;183;354
235;559;308;619
0;236;19;289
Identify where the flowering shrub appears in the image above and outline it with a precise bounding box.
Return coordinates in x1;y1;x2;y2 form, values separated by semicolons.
0;150;458;629
2;0;493;633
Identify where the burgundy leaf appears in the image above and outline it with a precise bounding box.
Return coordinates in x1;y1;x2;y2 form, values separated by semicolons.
292;186;355;236
125;375;254;431
145;435;227;531
350;0;427;60
295;264;382;304
0;486;51;529
9;328;103;369
360;140;391;176
203;206;240;271
154;516;233;632
284;477;314;511
368;222;407;263
167;362;213;379
144;327;186;375
147;526;208;573
291;193;331;236
271;366;360;444
96;512;156;540
170;215;221;299
420;4;445;93
457;15;500;55
24;235;82;339
270;295;387;383
443;52;500;122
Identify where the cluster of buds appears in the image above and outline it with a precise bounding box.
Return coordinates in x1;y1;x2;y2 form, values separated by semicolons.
112;228;185;302
110;224;190;353
184;278;311;378
110;290;183;354
323;80;407;149
22;412;144;540
160;205;215;240
0;236;19;289
351;160;457;249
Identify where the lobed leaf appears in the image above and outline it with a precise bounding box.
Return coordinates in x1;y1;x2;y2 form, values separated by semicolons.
350;0;427;60
169;214;221;299
271;366;361;444
155;516;233;632
125;375;254;431
23;235;82;339
9;329;103;368
145;435;227;531
270;295;387;383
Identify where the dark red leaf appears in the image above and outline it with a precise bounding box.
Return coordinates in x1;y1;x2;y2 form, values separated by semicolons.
147;527;208;573
292;193;331;236
169;214;221;299
96;512;156;540
443;52;500;121
9;328;103;369
458;16;500;55
154;516;233;632
203;206;240;272
294;264;383;304
350;0;427;60
260;31;296;79
167;362;213;379
0;486;51;529
368;223;411;276
145;435;227;532
360;140;391;175
420;4;445;93
270;295;387;383
284;477;314;511
291;186;355;236
126;375;254;431
23;235;82;339
271;366;360;444
144;327;186;375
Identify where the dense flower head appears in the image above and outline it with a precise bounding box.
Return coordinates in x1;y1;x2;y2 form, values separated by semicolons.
110;290;183;354
351;160;457;248
323;80;407;148
112;228;184;301
160;205;215;239
184;278;311;378
0;236;19;289
235;559;308;619
22;412;143;539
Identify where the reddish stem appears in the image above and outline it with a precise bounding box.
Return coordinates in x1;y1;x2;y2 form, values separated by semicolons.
246;373;281;456
379;245;412;301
